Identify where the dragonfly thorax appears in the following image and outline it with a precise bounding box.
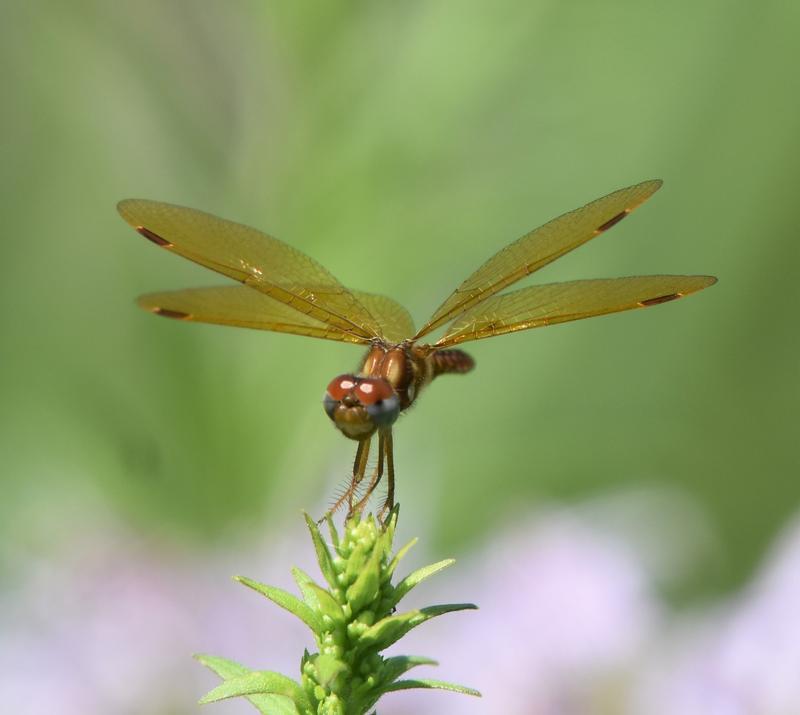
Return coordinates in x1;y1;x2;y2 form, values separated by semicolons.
361;343;434;410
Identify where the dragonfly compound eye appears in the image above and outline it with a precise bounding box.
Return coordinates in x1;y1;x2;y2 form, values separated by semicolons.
324;374;358;420
365;393;400;426
326;374;357;401
356;379;400;426
354;378;394;406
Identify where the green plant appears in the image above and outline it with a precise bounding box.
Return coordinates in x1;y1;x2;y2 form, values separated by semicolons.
196;507;480;714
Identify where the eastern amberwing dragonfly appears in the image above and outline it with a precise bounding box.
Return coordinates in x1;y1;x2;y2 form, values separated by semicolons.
119;180;715;519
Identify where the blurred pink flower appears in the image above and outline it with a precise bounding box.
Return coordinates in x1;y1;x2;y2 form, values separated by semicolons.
633;514;800;715
380;506;663;714
0;509;312;715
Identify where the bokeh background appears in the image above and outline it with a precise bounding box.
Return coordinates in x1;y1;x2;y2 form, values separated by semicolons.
2;1;799;713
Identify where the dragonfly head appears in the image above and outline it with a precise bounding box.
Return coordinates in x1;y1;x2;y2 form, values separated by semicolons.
323;374;400;440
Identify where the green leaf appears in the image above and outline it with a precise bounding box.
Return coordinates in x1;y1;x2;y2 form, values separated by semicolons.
385;537;418;580
325;513;340;549
382;678;481;697
353;653;440;715
291;567;324;610
380;655;438;685
194;653;250;679
311;653;348;688
357;603;477;653
343;544;369;586
306;582;345;625
304;512;338;590
345;536;382;614
382;504;400;543
196;652;282;714
236;576;324;636
199;670;309;711
391;559;455;606
195;658;305;714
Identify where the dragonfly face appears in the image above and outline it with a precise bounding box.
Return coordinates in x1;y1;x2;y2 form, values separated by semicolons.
324;374;400;440
118;179;716;521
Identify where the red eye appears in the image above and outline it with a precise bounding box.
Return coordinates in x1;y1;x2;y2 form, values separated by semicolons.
326;374;356;401
355;378;394;406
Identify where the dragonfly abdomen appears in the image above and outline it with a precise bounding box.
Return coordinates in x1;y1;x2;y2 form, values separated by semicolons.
432;349;475;377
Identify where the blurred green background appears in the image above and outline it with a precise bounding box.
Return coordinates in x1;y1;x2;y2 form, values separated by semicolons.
2;0;798;600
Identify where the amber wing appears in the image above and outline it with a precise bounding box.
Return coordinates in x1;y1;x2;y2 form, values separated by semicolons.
436;275;717;347
351;292;415;343
138;286;415;344
118;199;385;341
414;180;663;340
138;286;365;343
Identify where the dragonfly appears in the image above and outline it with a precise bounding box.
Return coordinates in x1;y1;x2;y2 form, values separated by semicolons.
118;179;716;520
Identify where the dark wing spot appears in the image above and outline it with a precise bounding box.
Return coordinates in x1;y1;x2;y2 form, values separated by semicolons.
595;210;630;234
153;307;190;319
136;226;173;247
639;293;682;307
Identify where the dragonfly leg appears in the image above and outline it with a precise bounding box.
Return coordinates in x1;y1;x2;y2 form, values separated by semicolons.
322;436;371;522
377;429;395;523
351;430;386;517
